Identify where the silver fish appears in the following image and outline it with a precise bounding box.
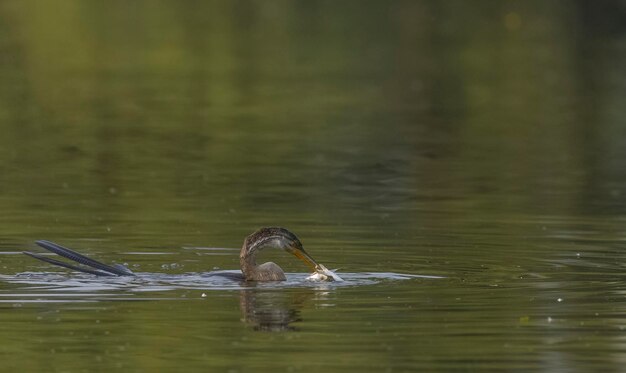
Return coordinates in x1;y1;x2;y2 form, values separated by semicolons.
306;264;344;282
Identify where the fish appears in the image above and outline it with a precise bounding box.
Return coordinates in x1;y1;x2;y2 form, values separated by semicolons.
306;263;344;282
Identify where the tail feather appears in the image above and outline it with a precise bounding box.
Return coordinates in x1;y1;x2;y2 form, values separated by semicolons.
25;240;134;277
23;251;117;276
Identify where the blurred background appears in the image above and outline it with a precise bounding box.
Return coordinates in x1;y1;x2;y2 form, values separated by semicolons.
1;1;626;371
1;1;625;246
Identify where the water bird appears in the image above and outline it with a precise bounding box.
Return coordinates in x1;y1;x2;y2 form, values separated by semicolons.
23;227;325;281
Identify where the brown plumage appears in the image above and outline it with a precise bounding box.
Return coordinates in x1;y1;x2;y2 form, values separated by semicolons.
240;227;319;281
25;227;321;282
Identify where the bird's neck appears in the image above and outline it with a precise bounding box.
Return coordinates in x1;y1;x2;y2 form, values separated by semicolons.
240;247;257;280
240;251;286;281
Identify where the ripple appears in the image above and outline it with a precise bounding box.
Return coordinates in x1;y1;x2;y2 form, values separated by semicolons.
0;270;441;301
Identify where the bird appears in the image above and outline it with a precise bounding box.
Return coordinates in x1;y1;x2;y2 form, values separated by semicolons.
23;227;322;281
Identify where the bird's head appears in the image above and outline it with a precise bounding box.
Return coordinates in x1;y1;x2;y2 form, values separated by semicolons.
241;227;319;271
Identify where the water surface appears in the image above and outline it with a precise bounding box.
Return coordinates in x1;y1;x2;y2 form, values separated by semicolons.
1;1;626;371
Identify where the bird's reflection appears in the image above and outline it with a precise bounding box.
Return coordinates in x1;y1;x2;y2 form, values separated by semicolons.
239;287;318;332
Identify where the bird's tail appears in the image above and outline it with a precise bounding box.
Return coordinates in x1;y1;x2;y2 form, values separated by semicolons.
24;240;134;276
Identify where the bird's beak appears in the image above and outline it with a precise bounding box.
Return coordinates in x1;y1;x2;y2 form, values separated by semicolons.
289;246;320;272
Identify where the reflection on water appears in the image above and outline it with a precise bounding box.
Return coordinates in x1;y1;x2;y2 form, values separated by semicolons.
239;288;310;332
0;267;430;336
0;0;626;371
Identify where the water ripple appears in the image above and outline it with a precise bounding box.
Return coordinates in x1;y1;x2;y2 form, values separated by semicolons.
0;271;440;302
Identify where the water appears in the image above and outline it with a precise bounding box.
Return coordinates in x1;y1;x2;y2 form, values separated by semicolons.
1;0;626;371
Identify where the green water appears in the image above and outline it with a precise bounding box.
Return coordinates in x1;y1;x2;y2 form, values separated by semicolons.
1;0;626;371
